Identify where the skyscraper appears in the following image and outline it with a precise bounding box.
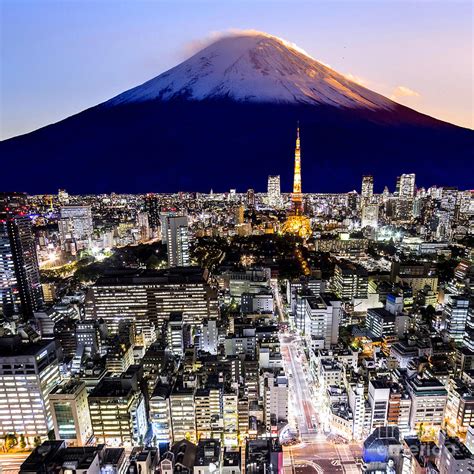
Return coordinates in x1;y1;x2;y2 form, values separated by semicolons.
145;193;160;229
267;175;281;208
361;175;374;201
165;215;190;267
58;205;93;253
235;205;245;225
247;189;255;208
399;173;416;199
396;173;416;221
0;216;43;317
0;338;60;443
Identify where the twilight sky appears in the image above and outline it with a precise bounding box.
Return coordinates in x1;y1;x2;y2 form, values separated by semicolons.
1;0;472;140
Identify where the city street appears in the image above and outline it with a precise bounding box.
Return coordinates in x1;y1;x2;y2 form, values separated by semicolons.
275;283;362;473
280;335;362;473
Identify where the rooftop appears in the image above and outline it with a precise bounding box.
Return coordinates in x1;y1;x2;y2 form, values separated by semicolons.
94;267;208;286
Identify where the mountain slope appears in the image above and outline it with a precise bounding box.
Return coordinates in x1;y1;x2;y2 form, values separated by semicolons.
107;33;394;110
1;31;473;194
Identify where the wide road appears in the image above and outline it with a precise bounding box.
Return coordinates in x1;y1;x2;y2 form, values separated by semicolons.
280;334;362;473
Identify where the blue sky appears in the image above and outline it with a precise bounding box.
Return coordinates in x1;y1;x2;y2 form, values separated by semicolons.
1;0;472;139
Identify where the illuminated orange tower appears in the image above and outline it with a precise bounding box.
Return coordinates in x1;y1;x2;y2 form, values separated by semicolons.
282;123;311;238
292;124;303;215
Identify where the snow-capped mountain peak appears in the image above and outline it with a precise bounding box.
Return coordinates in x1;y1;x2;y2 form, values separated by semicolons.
107;31;394;110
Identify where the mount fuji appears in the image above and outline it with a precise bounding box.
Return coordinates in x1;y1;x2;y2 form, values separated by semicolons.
1;31;473;194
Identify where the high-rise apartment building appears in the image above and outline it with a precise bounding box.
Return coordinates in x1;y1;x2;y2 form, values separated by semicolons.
0;216;43;317
165;215;190;267
267;175;281;208
223;391;238;446
195;386;222;440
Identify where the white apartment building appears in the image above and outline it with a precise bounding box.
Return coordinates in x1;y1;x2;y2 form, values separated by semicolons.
263;372;288;432
304;294;342;349
49;380;92;446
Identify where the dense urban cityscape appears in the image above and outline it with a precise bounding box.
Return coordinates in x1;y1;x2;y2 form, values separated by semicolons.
0;125;472;474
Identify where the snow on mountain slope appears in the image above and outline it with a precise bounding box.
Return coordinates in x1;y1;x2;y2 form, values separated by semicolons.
107;32;395;110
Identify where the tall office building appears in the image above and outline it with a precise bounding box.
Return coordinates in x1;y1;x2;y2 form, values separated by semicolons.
0;337;60;443
406;376;447;431
88;377;147;446
267;175;281;208
333;261;369;300
165;215;190;267
399;173;416;200
361;175;374;202
58;205;93;252
0;216;43;317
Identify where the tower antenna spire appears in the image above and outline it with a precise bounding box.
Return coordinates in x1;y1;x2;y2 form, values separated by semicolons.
292;122;302;214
